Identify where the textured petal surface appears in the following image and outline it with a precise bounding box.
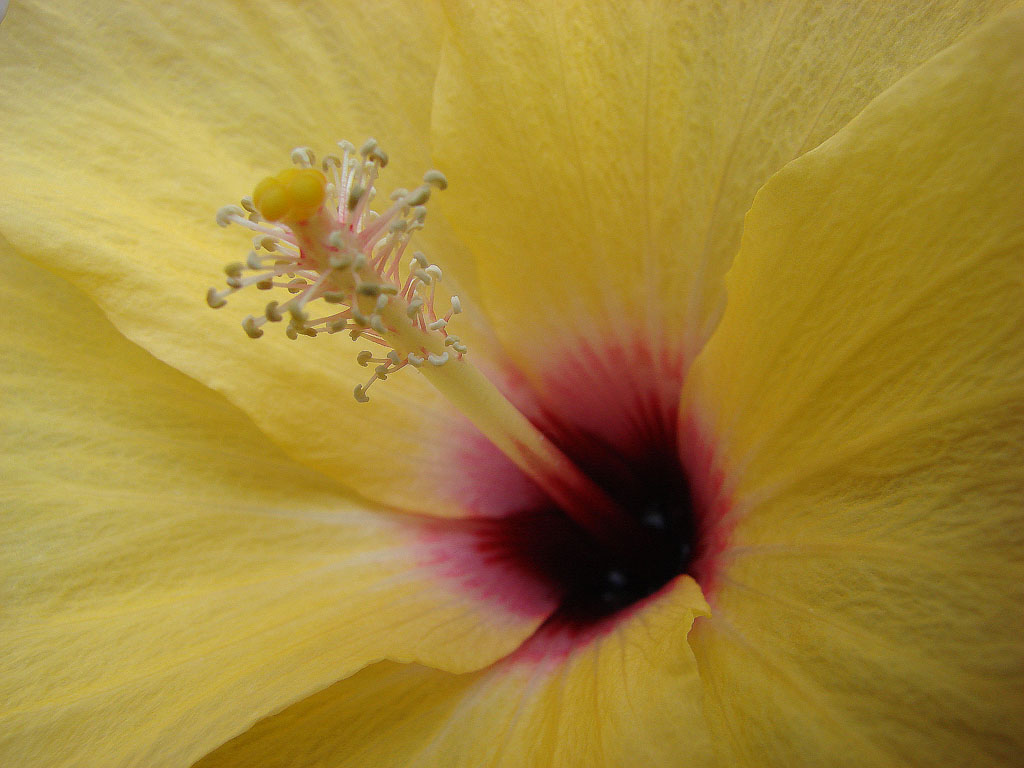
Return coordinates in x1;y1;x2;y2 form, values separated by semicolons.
0;0;495;517
432;0;1015;383
0;245;550;768
684;12;1024;766
196;576;711;768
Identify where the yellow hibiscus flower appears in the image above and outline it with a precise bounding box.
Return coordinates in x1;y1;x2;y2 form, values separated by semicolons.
2;1;1022;767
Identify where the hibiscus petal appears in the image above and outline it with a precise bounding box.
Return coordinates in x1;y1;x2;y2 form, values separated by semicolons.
432;0;1015;381
0;0;497;517
0;244;552;768
684;11;1024;765
194;576;711;768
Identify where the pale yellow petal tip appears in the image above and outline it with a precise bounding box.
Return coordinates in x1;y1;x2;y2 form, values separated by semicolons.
680;573;712;619
208;141;465;402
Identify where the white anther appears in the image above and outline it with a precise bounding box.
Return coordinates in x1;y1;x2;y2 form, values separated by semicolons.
444;336;458;346
286;326;299;340
387;351;401;364
427;352;449;366
206;287;228;309
242;315;264;339
347;184;365;211
389;188;409;201
255;235;279;251
406;297;424;317
291;147;315;167
338;140;356;154
240;196;257;213
353;253;367;270
410;205;428;223
368;147;388;168
265;301;283;322
389;219;408;233
321;155;341;170
449;296;462;314
425;265;443;283
288;305;308;323
374;364;390;378
453;342;468;354
407;353;424;367
226;276;243;289
359;138;378;157
224;262;245;278
411;251;429;268
216;205;245;227
357;350;374;366
352;309;370;327
423;170;448;190
353;384;369;403
328;318;348;333
413;268;432;285
404;185;431;206
329;255;352;270
322;291;347;304
246;251;263;270
357;283;383;296
370;315;386;333
375;294;390;311
427;319;447;331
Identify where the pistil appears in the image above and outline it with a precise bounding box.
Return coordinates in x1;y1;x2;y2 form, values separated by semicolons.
207;140;646;558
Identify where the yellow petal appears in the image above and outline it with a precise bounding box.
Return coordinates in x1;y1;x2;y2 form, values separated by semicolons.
0;0;494;518
197;576;711;768
685;11;1024;765
0;244;551;768
432;0;1016;383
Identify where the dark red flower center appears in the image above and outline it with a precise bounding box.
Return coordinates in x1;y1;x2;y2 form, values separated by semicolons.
435;342;715;657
